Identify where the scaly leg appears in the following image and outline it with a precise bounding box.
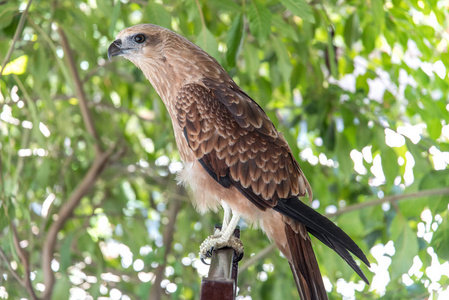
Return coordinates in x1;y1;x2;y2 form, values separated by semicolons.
220;201;232;232
199;210;244;261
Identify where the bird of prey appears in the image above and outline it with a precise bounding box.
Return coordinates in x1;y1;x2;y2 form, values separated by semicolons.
108;24;370;299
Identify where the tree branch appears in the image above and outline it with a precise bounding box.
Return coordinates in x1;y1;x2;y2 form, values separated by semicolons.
57;26;103;156
194;0;207;45
239;187;449;272
148;186;183;300
1;155;38;299
41;149;114;300
327;187;449;218
239;244;276;274
10;225;39;300
0;0;33;79
0;246;25;287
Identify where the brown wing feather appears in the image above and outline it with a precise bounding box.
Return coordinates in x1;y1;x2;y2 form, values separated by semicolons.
175;81;311;209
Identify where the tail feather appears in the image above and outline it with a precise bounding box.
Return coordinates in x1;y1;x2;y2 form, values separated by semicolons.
274;198;370;283
285;223;328;300
306;227;369;284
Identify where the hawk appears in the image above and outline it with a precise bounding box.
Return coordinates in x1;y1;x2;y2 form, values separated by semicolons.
108;24;370;299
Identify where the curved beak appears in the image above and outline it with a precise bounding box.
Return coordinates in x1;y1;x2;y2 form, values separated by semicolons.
108;39;123;61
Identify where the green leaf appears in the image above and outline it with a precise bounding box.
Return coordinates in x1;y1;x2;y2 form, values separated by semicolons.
243;43;259;82
1;55;28;75
419;170;449;214
362;23;376;53
327;30;338;78
381;147;398;185
372;0;384;29
210;0;242;12
0;202;8;231
0;2;17;30
422;25;436;38
406;139;429;177
290;61;305;88
226;13;244;68
108;1;121;37
336;134;353;180
324;120;336;151
419;170;449;191
278;0;315;23
248;2;272;44
344;12;359;48
34;159;51;188
389;215;418;279
337;210;364;237
272;36;293;84
431;214;449;261
428;118;442;140
271;15;299;42
60;232;75;272
360;205;384;231
399;197;428;218
138;282;152;299
195;26;220;62
145;2;172;29
51;276;72;300
356;122;372;149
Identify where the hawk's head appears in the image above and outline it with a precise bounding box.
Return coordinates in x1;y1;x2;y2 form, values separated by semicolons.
108;24;228;99
107;24;170;64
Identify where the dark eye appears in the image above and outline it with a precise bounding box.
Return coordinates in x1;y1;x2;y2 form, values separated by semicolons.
133;34;146;44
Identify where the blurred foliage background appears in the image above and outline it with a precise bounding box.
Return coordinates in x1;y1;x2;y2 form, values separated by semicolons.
1;0;449;299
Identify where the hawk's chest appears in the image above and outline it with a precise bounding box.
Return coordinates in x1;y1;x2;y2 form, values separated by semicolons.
172;123;195;163
159;93;196;163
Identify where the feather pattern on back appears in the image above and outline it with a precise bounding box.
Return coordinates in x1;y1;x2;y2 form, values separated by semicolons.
175;81;311;204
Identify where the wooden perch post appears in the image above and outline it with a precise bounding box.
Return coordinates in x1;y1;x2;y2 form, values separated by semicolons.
200;227;241;300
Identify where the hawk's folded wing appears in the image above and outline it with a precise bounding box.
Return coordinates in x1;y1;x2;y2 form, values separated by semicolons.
175;79;311;210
